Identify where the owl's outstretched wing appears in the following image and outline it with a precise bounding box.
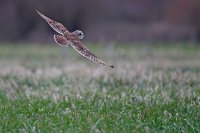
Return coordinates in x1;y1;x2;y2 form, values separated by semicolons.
71;41;114;68
36;10;68;35
54;35;69;47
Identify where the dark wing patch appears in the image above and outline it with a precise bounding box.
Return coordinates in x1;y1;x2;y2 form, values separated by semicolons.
36;10;68;35
54;35;69;47
71;41;114;68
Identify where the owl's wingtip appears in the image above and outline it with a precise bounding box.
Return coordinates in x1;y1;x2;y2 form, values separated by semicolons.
110;65;114;68
36;10;41;16
35;9;39;13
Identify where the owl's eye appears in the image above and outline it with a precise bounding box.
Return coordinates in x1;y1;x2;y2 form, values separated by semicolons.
78;32;82;36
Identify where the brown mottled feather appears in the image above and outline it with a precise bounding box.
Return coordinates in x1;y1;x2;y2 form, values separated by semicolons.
71;40;114;68
54;35;69;47
36;10;68;35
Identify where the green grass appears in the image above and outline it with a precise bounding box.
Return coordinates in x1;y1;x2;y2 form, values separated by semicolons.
0;43;200;132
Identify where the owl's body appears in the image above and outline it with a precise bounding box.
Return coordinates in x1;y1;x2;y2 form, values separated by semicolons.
37;10;114;68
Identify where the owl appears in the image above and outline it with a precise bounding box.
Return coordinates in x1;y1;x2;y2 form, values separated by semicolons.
37;10;114;68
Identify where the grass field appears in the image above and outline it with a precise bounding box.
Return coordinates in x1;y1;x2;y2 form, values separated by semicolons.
0;43;200;132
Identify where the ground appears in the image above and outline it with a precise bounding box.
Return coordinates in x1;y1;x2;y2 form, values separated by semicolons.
0;43;200;132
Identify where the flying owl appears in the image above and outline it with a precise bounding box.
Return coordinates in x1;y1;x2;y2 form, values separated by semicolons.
36;10;114;68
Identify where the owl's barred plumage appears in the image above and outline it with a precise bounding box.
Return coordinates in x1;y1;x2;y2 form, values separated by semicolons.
54;35;69;47
36;10;68;35
36;10;114;68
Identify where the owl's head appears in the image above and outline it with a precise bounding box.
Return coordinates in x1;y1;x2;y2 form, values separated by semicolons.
74;30;84;40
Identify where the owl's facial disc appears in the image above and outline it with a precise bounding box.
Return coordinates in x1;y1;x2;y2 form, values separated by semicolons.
74;30;84;39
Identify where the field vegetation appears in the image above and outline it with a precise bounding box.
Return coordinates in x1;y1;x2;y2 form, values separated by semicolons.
0;43;200;132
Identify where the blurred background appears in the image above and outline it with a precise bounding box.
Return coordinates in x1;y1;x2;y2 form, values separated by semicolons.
0;0;200;43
